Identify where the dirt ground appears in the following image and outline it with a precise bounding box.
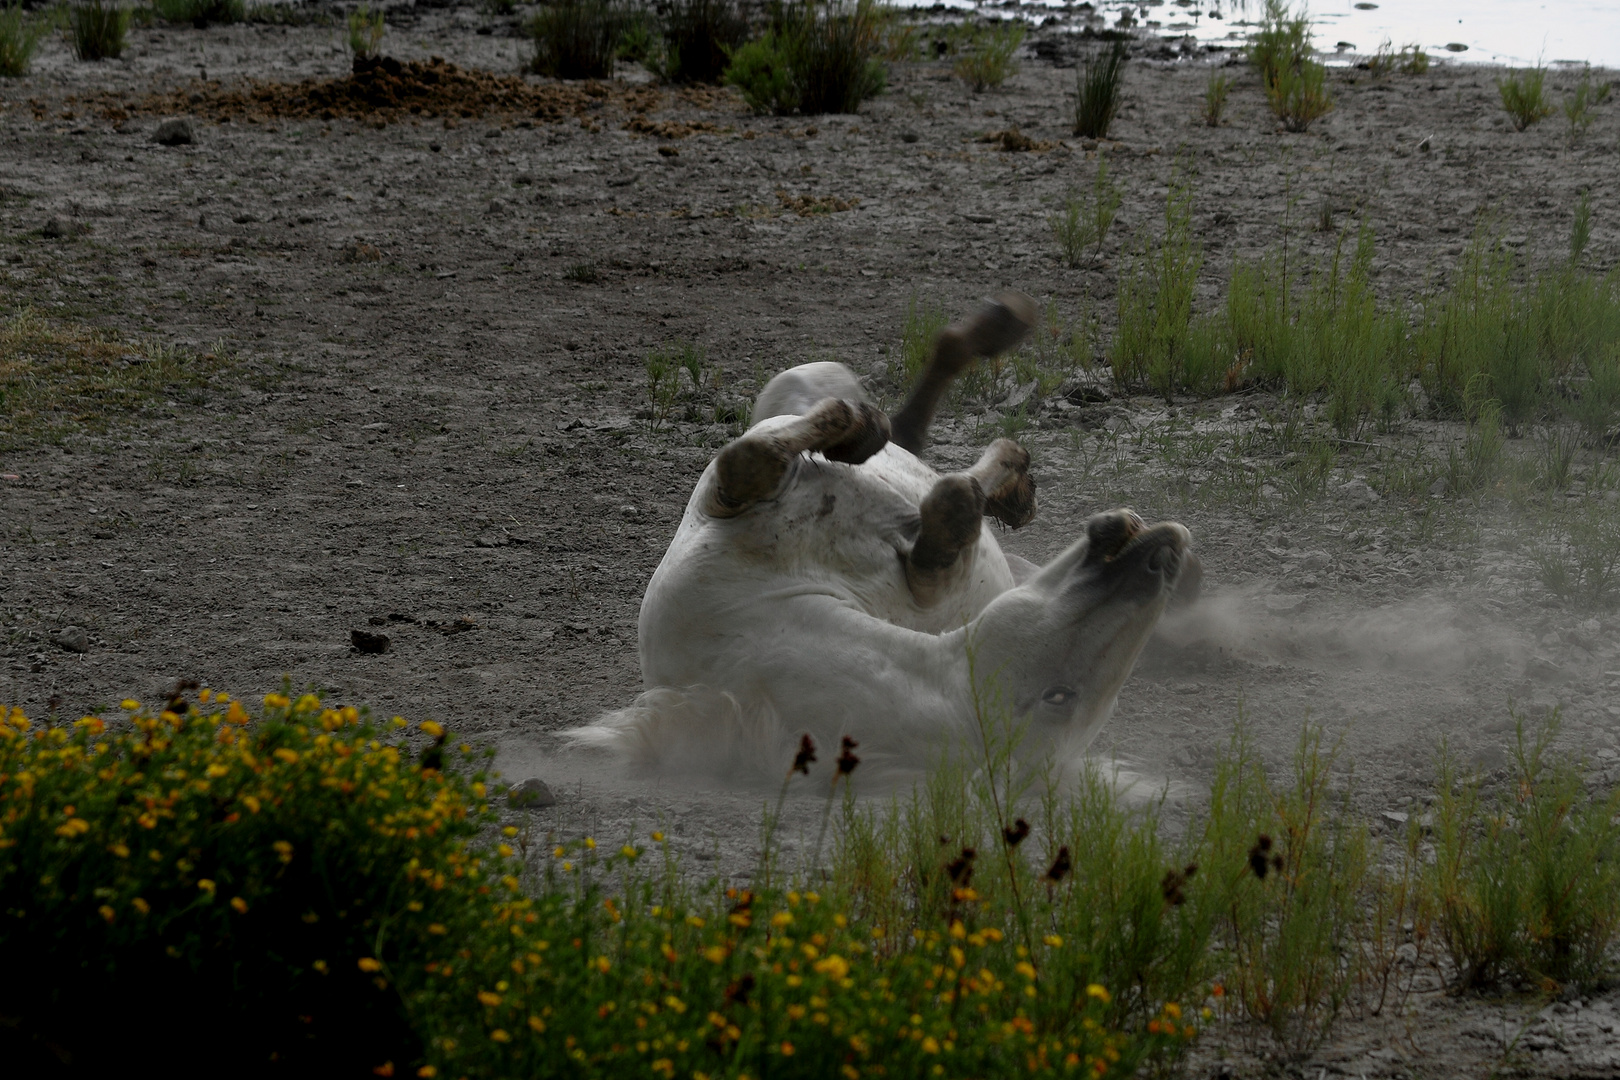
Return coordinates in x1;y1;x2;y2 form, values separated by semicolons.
3;9;1620;1076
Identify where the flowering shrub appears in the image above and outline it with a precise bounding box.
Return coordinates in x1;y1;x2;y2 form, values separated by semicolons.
0;689;497;1074
0;691;1185;1078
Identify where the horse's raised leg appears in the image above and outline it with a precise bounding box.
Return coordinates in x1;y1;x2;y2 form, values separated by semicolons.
890;291;1037;455
706;397;890;518
906;438;1034;605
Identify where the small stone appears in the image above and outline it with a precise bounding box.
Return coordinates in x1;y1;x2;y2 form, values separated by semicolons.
1380;810;1409;826
900;131;919;143
1339;478;1380;505
51;626;90;653
508;777;557;809
351;628;391;654
963;213;995;224
487;198;507;214
620;505;641;519
474;533;508;548
1429;476;1449;497
42;217;68;239
152;118;195;146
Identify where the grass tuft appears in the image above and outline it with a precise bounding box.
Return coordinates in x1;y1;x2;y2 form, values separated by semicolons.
152;0;244;27
726;0;886;116
1073;39;1128;139
662;0;750;84
0;1;42;76
1499;65;1554;131
952;19;1024;93
1201;70;1230;127
71;0;129;61
527;0;624;80
1562;64;1612;143
346;3;384;62
1049;155;1121;268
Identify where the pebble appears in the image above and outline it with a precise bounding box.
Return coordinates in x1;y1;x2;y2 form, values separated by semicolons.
42;216;68;239
152;118;195;146
51;626;90;653
508;777;557;809
1339;478;1380;505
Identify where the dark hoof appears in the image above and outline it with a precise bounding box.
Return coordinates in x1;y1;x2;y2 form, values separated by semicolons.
985;471;1036;529
962;291;1037;358
911;475;986;572
823;401;891;464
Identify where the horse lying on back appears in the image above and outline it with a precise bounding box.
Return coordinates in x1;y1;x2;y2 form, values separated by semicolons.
573;292;1197;778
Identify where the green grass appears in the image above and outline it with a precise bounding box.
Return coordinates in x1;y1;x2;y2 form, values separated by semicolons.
528;0;624;80
1563;65;1612;143
347;3;385;61
1267;57;1333;132
661;0;750;84
897;293;948;391
0;1;42;77
1248;0;1311;90
1111;171;1202;399
952;20;1024;93
1049;156;1121;268
1201;70;1230;126
71;0;129;61
1073;39;1128;139
0;308;234;451
1499;66;1555;131
725;0;886;116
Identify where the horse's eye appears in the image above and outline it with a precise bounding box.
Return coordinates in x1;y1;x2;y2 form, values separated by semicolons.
1041;686;1076;707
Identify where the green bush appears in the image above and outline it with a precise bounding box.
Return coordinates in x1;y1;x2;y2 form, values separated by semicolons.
1112;173;1202;397
72;0;129;61
663;0;749;84
0;1;42;77
1248;0;1310;89
152;0;244;27
1201;70;1230;126
528;0;624;80
1499;65;1554;131
1050;155;1121;268
726;0;885;115
347;3;384;61
1073;39;1127;139
1429;713;1620;989
1267;57;1332;132
952;19;1024;93
0;690;496;1073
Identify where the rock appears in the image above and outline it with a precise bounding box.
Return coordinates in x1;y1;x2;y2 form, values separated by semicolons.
619;505;641;520
474;533;508;548
963;213;995;224
1002;380;1038;412
152;118;195;146
487;198;507;214
42;217;68;239
1380;810;1409;827
508;777;557;808
51;626;90;653
1429;476;1449;497
350;628;391;654
1339;478;1380;505
1525;655;1563;682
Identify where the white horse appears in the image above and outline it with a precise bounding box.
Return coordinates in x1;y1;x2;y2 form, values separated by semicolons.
574;293;1196;778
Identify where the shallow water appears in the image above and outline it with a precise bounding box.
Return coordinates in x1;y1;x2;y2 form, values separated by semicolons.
896;0;1620;69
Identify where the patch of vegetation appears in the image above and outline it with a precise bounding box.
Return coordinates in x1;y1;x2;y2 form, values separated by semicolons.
1499;65;1554;131
1247;0;1310;89
725;0;886;115
0;309;233;451
1535;501;1620;606
152;0;245;28
1267;56;1332;132
1366;39;1428;77
346;3;384;62
662;0;750;84
1049;155;1121;268
1112;172;1202;400
1562;64;1611;143
0;1;42;77
897;294;948;391
1072;39;1127;139
71;0;129;61
1201;70;1230;127
527;0;624;80
952;19;1024;93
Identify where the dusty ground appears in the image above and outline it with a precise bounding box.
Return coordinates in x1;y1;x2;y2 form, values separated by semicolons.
3;8;1620;1076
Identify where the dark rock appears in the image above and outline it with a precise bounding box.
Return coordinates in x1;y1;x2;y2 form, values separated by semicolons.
508;777;557;808
152;118;195;146
51;626;90;653
351;628;391;654
42;217;68;239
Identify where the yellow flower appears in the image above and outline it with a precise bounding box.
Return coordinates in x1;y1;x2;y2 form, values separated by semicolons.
771;911;794;929
478;991;502;1007
1015;961;1036;980
621;845;638;859
651;831;665;843
584;837;596;850
273;840;294;862
273;748;299;764
263;693;290;709
1044;934;1064;948
1163;1002;1182;1019
198;879;216;894
489;1028;510;1043
780;1041;795;1056
921;1037;940;1054
121;699;140;711
420;721;444;738
949;920;966;939
528;1016;546;1033
704;946;728;964
132;897;150;915
1086;983;1111;1004
498;844;514;858
502;826;518;838
428;924;447;935
313;960;328;973
206;763;230;778
416;1069;437;1078
593;955;611;973
359;958;383;972
812;954;849;980
98;905;116;923
294;694;321;712
231;897;249;914
243;795;262;814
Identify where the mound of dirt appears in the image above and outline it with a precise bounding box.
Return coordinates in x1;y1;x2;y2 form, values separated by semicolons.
83;56;662;126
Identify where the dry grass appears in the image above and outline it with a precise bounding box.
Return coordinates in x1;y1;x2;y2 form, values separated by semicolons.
0;309;232;450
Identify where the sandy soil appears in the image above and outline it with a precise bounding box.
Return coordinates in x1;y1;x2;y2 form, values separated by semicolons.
3;10;1620;1076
